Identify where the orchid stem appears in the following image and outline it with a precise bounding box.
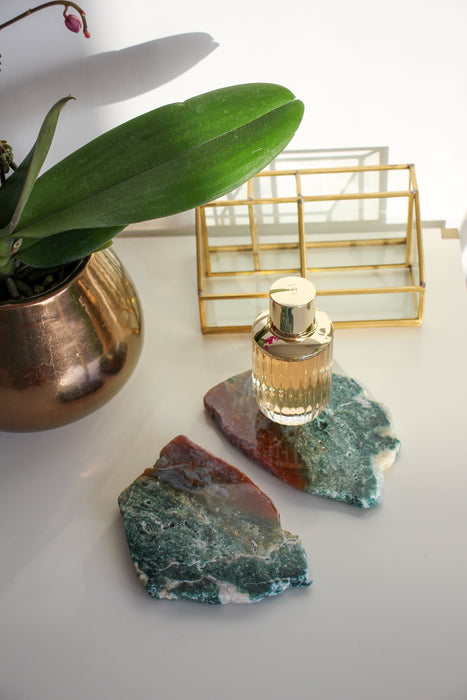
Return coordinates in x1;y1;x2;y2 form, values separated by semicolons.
0;2;89;38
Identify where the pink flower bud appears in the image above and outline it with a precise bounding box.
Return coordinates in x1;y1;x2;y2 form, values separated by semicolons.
64;13;82;33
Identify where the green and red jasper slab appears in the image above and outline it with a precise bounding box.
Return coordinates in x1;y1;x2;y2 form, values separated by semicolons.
204;371;400;508
118;435;310;604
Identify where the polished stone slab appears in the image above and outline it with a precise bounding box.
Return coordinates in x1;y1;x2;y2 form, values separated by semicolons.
118;435;310;604
204;371;400;508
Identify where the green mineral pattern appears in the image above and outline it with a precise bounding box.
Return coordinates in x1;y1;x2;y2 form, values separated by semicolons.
118;435;310;604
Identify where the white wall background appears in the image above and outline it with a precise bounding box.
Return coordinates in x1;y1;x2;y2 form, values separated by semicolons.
2;0;467;272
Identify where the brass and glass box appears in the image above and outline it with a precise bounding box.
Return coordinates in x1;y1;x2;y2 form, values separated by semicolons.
195;148;425;333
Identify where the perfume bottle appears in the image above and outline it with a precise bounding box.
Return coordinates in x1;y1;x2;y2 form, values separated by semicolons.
252;276;333;425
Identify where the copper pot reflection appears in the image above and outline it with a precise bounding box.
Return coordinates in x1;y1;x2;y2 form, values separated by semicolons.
0;249;143;431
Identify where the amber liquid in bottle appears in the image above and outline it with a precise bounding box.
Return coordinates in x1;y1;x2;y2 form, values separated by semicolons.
252;310;333;425
251;276;333;426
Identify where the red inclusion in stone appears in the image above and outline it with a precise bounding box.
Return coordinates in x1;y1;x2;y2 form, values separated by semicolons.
203;371;308;491
145;434;280;522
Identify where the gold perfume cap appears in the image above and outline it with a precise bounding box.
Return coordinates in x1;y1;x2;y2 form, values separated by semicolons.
269;276;316;336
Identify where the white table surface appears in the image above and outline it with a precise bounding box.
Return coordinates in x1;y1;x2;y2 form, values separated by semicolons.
1;230;466;700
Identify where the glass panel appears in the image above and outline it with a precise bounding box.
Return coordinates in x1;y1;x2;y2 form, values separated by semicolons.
197;152;424;330
201;289;420;330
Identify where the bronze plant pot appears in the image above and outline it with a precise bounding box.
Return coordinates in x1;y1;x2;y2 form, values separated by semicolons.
0;248;143;432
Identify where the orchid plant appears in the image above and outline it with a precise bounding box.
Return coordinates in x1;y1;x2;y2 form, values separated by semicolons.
0;3;303;301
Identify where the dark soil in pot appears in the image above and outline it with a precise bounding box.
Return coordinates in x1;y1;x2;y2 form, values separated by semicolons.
0;259;84;304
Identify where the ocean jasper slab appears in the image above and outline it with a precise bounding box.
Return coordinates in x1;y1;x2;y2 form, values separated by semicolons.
118;435;310;604
204;371;400;508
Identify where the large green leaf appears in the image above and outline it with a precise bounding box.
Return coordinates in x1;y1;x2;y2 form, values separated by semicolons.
15;84;304;239
16;225;125;267
0;96;74;235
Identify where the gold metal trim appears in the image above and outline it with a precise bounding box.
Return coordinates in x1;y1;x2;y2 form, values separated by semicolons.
441;228;460;239
196;162;426;333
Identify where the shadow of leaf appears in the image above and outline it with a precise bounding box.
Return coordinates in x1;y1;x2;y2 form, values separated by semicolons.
2;33;219;109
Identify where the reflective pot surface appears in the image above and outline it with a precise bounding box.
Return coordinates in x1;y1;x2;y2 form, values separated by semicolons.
0;249;143;431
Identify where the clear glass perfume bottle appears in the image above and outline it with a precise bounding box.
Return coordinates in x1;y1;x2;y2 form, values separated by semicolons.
252;276;333;425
